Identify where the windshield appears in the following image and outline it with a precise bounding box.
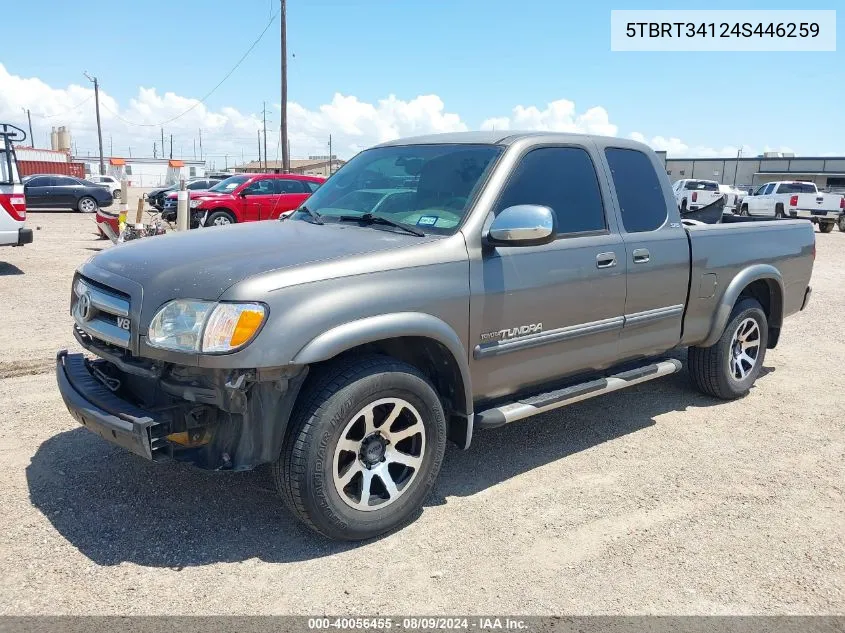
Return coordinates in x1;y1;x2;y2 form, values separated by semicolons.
295;144;502;234
208;175;249;192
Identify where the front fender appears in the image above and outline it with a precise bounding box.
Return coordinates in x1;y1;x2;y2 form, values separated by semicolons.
700;264;784;348
292;311;473;419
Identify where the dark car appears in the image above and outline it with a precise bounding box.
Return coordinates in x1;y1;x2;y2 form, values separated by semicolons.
146;184;177;211
23;174;114;213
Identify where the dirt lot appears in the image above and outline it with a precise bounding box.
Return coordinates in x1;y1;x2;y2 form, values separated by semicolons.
0;210;842;615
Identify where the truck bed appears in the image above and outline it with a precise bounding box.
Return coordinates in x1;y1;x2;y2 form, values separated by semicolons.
681;218;815;347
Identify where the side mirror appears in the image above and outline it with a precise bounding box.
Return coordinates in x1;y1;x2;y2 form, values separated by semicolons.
486;205;555;247
239;190;249;197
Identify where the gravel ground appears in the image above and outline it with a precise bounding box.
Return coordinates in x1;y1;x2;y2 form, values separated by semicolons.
0;211;842;615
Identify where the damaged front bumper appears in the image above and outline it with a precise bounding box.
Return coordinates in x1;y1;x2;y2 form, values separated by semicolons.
56;346;308;470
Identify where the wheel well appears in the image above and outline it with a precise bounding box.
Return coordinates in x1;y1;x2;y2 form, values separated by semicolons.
308;336;469;443
739;279;783;347
210;208;236;221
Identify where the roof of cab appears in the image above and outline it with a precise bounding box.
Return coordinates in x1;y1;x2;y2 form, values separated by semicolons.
374;130;651;152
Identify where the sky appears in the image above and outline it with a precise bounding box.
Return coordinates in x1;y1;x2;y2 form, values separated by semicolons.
1;0;842;167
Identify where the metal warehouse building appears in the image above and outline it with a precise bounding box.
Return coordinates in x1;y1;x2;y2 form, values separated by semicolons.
664;153;845;193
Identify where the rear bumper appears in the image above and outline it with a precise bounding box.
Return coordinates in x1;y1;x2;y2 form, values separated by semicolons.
788;209;840;221
56;350;167;462
17;227;33;245
801;286;812;311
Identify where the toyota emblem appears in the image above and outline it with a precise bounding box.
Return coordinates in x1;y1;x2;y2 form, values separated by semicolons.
77;292;93;322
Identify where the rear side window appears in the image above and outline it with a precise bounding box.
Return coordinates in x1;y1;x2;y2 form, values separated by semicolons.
495;147;606;235
275;179;308;194
305;181;322;193
604;148;667;233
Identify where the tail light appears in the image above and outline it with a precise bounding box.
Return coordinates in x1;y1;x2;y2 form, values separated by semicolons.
0;194;27;221
789;195;798;207
840;197;845;209
692;192;698;202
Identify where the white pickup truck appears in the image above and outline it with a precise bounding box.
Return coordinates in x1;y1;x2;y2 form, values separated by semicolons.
739;181;845;233
672;179;723;212
0;124;32;248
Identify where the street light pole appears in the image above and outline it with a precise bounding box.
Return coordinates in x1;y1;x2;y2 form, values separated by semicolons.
84;72;106;176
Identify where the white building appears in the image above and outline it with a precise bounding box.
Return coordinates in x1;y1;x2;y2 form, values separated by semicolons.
76;157;207;188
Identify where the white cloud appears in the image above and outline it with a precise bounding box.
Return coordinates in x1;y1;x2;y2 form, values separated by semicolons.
0;63;822;169
481;99;617;137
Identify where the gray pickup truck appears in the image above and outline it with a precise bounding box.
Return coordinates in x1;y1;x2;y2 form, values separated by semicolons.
57;132;815;540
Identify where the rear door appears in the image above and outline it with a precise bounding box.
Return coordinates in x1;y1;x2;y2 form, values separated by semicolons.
602;147;690;361
263;178;311;219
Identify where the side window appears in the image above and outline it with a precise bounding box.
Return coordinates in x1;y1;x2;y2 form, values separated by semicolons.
305;181;322;193
763;183;776;194
189;167;197;178
54;176;76;186
604;148;667;233
244;179;275;195
26;176;49;187
495;147;606;235
125;166;133;176
275;179;308;194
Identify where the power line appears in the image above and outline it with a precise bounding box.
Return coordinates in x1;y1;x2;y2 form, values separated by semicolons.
29;95;93;119
98;9;280;128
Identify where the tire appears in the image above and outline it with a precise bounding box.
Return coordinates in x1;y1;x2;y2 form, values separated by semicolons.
77;196;98;214
818;221;834;233
205;210;235;227
688;297;768;400
739;204;749;216
112;189;121;200
774;204;784;219
273;354;447;541
838;215;845;233
680;199;688;213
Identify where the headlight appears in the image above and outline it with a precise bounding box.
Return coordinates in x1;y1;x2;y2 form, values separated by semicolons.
147;300;266;353
190;199;200;208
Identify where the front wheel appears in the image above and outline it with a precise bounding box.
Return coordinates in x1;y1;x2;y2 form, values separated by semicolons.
688;297;768;400
77;196;98;213
112;189;121;200
274;355;447;541
739;204;749;216
205;210;234;227
819;221;834;233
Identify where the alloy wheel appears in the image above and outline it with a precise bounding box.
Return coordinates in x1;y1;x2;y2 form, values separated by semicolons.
729;317;761;381
332;397;426;512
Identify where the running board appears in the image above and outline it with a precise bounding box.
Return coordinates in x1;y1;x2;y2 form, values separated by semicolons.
474;359;683;429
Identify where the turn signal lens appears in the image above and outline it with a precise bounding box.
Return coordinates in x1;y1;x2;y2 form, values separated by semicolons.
201;303;266;352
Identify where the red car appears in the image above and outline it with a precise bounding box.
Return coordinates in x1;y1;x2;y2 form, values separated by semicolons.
189;173;323;227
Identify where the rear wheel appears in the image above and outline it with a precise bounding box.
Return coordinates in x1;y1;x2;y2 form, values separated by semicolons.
819;221;834;233
680;199;688;213
273;355;447;540
77;196;98;214
688;297;768;400
838;215;845;232
774;204;784;218
112;189;121;200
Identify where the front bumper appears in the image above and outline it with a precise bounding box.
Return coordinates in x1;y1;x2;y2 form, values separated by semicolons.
17;228;33;245
56;350;168;462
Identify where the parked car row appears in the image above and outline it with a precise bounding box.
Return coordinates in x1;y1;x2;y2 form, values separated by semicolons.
738;181;845;233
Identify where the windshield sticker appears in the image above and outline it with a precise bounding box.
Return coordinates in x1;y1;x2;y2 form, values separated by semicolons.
417;215;438;227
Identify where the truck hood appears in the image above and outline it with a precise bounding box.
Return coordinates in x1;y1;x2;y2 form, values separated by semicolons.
84;220;441;301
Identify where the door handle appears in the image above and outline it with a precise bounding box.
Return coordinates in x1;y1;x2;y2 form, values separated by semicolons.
596;252;617;269
633;248;650;264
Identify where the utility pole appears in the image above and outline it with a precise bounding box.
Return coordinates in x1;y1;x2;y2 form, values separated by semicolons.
170;134;173;159
24;109;34;147
109;135;113;156
280;0;290;172
161;128;165;157
153;141;157;159
328;134;332;176
84;72;106;175
257;130;261;166
262;101;269;172
199;128;203;161
193;138;196;160
732;148;742;186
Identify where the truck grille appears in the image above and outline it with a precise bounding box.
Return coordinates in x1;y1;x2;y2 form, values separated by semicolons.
72;278;132;348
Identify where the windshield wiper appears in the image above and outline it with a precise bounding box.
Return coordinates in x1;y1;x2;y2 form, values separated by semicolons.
294;205;324;225
337;213;425;237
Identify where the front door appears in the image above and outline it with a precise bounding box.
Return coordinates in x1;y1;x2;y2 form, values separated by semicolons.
602;147;689;360
468;145;627;401
23;175;53;208
240;178;276;222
